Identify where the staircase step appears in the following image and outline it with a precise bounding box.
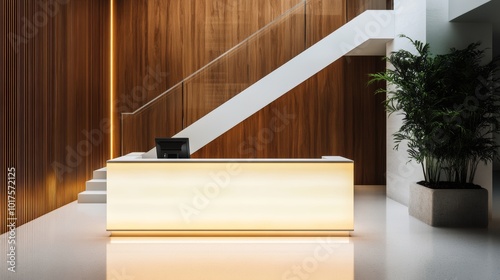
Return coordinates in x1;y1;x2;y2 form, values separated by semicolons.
78;190;107;203
93;167;107;179
86;179;107;191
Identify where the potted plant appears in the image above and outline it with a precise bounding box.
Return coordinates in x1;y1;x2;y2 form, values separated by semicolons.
370;35;500;227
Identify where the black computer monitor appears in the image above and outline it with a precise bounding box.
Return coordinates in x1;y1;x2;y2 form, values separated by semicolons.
155;138;190;158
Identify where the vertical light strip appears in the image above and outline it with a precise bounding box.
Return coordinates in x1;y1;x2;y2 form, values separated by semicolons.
109;0;114;159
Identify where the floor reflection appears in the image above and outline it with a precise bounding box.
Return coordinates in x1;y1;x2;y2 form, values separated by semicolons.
106;237;353;280
2;186;500;280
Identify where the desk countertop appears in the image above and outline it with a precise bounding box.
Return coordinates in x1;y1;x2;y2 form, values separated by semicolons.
108;153;353;163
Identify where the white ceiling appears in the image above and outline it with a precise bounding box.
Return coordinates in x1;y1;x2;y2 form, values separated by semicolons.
452;0;500;57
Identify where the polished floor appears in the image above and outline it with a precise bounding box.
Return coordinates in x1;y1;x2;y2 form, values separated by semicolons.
1;185;499;280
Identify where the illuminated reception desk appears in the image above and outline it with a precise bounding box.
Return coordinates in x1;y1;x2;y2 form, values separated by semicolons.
106;154;353;236
106;237;354;280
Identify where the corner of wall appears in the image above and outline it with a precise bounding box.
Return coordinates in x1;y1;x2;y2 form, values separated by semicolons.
385;0;427;206
387;0;494;214
426;0;493;215
427;0;492;57
448;0;490;21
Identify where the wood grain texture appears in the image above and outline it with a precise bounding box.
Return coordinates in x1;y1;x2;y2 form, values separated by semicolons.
114;0;302;154
181;0;304;77
306;0;346;47
119;0;389;184
192;60;346;159
343;56;387;184
184;4;306;127
122;86;183;154
347;0;391;20
192;57;387;185
1;0;110;234
387;0;394;10
1;0;18;236
0;0;391;234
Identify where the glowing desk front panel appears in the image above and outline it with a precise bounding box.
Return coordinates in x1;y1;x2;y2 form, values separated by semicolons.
106;156;353;235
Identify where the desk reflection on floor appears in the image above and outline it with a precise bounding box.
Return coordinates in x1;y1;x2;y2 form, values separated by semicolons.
106;237;353;280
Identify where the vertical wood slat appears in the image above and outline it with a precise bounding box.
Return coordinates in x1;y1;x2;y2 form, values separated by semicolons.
1;0;110;234
1;0;18;234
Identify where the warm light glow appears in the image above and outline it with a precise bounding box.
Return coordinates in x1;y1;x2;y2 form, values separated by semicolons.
47;172;57;208
109;237;351;244
109;230;352;237
106;237;354;280
109;0;114;159
107;158;354;235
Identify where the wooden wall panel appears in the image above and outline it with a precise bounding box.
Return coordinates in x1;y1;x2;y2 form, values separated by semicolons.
347;0;391;20
113;0;173;156
387;0;394;10
192;56;387;185
114;0;302;155
1;0;110;234
247;5;306;87
192;0;348;160
184;4;307;127
181;0;303;77
119;0;388;184
114;0;176;109
122;87;183;154
183;47;251;128
306;0;346;47
193;1;388;185
344;57;387;184
1;0;18;236
192;60;346;158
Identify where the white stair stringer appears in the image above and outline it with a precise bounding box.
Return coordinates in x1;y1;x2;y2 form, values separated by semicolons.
143;10;395;157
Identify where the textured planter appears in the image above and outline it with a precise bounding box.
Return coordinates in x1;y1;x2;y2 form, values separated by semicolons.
408;183;488;227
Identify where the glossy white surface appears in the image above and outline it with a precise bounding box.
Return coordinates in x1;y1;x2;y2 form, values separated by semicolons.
1;185;499;280
112;153;353;163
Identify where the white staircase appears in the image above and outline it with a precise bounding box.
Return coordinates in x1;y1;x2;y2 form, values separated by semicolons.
80;10;396;203
78;167;107;203
144;10;395;157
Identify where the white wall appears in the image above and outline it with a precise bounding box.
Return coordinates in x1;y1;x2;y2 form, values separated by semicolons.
428;0;492;58
385;0;427;206
448;0;490;21
385;4;426;277
427;0;493;215
386;0;493;214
